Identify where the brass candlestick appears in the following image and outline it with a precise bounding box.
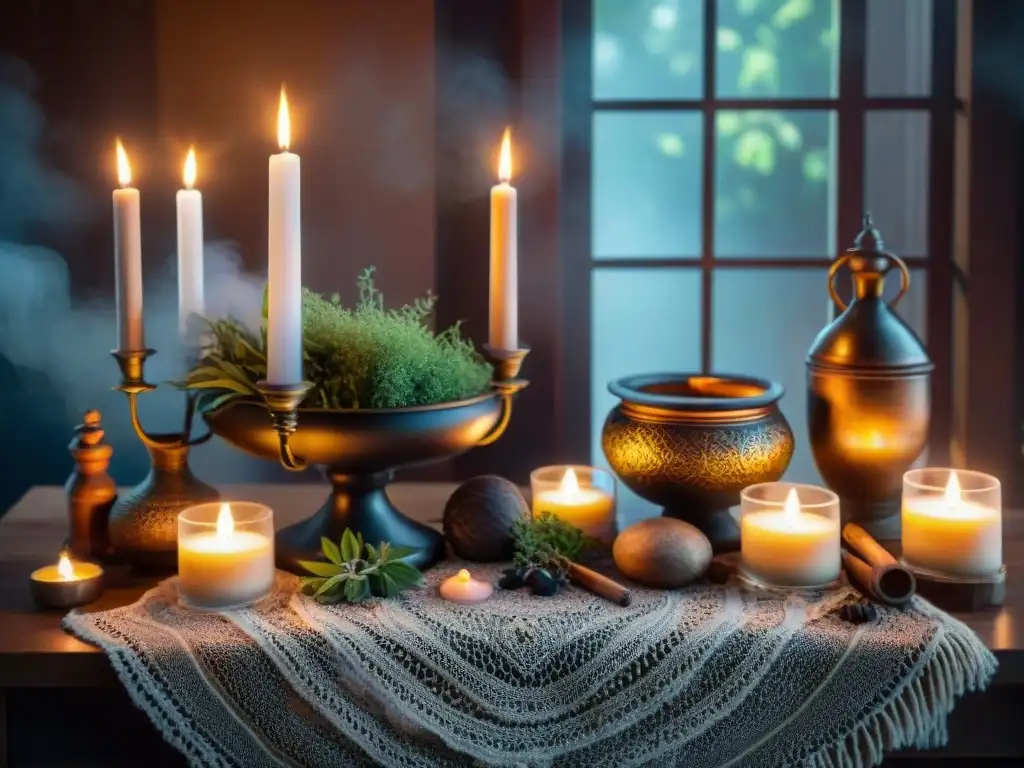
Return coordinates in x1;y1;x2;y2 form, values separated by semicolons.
478;345;529;446
107;348;219;570
256;380;315;471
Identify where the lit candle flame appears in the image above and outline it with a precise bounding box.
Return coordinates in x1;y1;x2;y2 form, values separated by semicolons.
183;146;197;189
783;488;801;521
115;139;132;187
456;569;471;583
559;467;580;495
277;87;291;151
57;551;75;582
498;127;512;183
944;471;962;505
216;503;235;539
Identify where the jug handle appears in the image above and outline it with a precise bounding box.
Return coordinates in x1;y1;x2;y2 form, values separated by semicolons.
828;252;910;312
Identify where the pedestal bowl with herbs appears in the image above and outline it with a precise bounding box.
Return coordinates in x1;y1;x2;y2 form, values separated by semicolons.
181;269;519;572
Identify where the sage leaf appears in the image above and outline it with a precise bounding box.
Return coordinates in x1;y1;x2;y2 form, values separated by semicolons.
321;536;343;566
195;391;241;414
381;572;400;598
298;560;342;578
344;578;366;603
341;529;360;562
367;572;386;597
314;573;349;599
299;577;327;591
385;546;417;562
182;378;255;394
384;561;425;590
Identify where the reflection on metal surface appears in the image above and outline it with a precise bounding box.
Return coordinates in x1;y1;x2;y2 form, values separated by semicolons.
993;609;1016;651
603;372;793;554
807;217;933;539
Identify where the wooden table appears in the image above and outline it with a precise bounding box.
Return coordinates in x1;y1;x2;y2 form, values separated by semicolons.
1;485;1022;766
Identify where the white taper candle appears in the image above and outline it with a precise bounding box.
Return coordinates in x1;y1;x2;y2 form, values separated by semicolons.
113;139;144;352
489;127;518;351
266;88;303;385
176;146;204;344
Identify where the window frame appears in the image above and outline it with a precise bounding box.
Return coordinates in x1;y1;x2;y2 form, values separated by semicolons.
559;0;959;465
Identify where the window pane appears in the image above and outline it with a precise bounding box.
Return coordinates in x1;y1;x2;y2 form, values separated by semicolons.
592;268;702;522
712;268;927;486
716;0;838;98
594;112;703;258
866;0;933;96
712;268;828;485
593;0;704;100
715;110;835;257
865;111;929;256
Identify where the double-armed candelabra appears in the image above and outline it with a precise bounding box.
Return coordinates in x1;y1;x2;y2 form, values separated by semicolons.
104;340;529;572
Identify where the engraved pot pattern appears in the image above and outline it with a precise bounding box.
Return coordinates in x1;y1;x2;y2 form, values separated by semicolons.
107;443;219;564
603;413;794;501
602;373;794;552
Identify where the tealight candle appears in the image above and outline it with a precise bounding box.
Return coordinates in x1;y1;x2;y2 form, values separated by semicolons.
902;468;1002;578
440;569;493;604
178;502;275;610
530;466;617;543
30;551;104;609
740;483;841;588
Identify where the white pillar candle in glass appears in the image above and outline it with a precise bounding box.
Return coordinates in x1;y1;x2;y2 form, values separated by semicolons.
740;483;841;588
178;502;275;610
488;127;518;351
176;146;205;344
113;139;144;352
266;87;303;385
902;468;1002;578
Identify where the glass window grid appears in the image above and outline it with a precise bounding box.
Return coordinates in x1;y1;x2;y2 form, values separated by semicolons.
588;0;944;371
564;0;958;461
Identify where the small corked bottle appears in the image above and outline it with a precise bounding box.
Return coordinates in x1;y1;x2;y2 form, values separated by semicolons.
65;410;116;560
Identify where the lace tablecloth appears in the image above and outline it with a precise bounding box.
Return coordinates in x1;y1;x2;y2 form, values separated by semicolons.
65;563;996;768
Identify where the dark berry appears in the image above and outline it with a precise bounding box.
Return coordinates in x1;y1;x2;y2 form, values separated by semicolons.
498;568;524;590
525;568;558;597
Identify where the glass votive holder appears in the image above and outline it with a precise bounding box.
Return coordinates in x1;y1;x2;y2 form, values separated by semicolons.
902;468;1002;578
740;482;841;588
530;465;617;544
178;501;275;610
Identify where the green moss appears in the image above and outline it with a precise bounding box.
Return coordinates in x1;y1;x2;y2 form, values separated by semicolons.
179;268;493;412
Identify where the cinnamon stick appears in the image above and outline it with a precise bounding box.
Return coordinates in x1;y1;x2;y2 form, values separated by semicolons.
842;523;898;568
840;526;916;606
568;563;632;607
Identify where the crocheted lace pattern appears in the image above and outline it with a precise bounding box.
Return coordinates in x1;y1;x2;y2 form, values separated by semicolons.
65;563;996;767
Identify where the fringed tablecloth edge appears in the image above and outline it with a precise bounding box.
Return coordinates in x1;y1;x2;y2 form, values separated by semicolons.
806;617;998;768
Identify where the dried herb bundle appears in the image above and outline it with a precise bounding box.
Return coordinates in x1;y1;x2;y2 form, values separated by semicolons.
511;511;590;581
177;268;492;412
